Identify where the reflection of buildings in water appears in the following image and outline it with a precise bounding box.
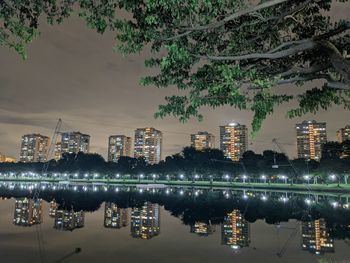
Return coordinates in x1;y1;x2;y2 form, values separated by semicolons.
49;200;58;217
13;198;43;226
221;209;250;249
131;202;160;239
190;222;216;236
54;210;85;231
301;218;334;255
104;202;128;229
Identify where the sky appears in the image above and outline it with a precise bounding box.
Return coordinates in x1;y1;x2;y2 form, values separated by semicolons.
0;2;349;160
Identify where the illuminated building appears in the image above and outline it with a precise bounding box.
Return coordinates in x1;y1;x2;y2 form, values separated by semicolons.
54;142;62;161
134;128;162;164
221;210;250;249
104;202;128;228
190;132;215;150
49;200;58;217
131;202;160;239
337;125;350;143
190;222;216;236
0;153;15;163
19;134;50;163
108;135;132;162
301;219;334;255
13;198;43;226
220;123;248;161
56;131;90;159
296;120;327;161
54;209;85;231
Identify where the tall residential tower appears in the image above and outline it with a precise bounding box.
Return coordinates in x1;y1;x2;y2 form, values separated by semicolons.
296;120;327;161
336;125;350;143
190;131;215;150
108;135;132;162
220;123;248;161
20;134;50;162
134;128;162;164
55;131;90;159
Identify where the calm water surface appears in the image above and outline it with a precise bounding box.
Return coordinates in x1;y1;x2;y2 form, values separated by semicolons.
0;182;349;263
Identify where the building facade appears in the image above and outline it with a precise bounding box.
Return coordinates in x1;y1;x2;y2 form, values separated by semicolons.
108;135;132;162
190;222;216;236
104;202;128;228
221;209;250;249
336;125;350;143
20;134;50;163
296;120;327;161
134;128;162;164
301;218;334;255
131;202;160;239
220;123;248;161
13;198;43;227
190;131;215;150
56;131;90;159
54;209;85;231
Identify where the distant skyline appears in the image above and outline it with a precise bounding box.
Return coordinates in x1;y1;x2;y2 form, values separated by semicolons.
0;2;349;160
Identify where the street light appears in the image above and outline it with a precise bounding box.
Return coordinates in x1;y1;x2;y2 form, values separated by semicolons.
225;174;230;183
242;175;248;184
303;175;310;184
152;174;156;182
329;174;340;187
260;175;267;184
179;174;184;180
280;175;288;184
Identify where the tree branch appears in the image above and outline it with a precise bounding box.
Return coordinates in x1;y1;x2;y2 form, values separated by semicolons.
183;0;291;31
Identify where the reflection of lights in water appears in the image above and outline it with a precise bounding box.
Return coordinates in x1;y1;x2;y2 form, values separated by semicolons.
305;198;312;205
242;194;248;199
115;188;119;192
166;189;170;194
280;196;288;203
261;195;268;201
231;245;240;250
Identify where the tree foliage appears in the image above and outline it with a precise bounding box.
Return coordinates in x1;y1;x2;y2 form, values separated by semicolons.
1;0;350;133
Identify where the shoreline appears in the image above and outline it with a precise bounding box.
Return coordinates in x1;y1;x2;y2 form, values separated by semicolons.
1;178;350;194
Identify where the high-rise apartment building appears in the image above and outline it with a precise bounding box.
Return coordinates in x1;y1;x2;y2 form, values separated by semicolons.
56;131;90;159
108;135;132;162
54;209;85;231
301;218;334;255
221;210;250;249
134;128;162;164
190;131;215;150
131;202;160;239
190;222;216;236
13;198;43;227
20;134;50;163
104;202;128;228
220;123;248;161
296;120;327;161
336;125;350;143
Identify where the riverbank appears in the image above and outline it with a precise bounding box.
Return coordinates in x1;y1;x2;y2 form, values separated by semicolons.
1;177;350;194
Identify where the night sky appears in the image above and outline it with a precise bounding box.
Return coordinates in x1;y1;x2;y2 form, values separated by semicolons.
0;2;349;160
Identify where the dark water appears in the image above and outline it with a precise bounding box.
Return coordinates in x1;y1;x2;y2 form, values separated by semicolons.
0;182;349;263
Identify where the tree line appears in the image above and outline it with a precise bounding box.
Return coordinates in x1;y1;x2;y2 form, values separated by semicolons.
0;141;349;183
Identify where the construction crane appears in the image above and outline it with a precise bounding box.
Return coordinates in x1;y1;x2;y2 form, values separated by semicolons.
272;138;299;181
33;118;62;263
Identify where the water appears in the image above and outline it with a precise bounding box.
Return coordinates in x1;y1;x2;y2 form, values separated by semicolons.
0;182;349;263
